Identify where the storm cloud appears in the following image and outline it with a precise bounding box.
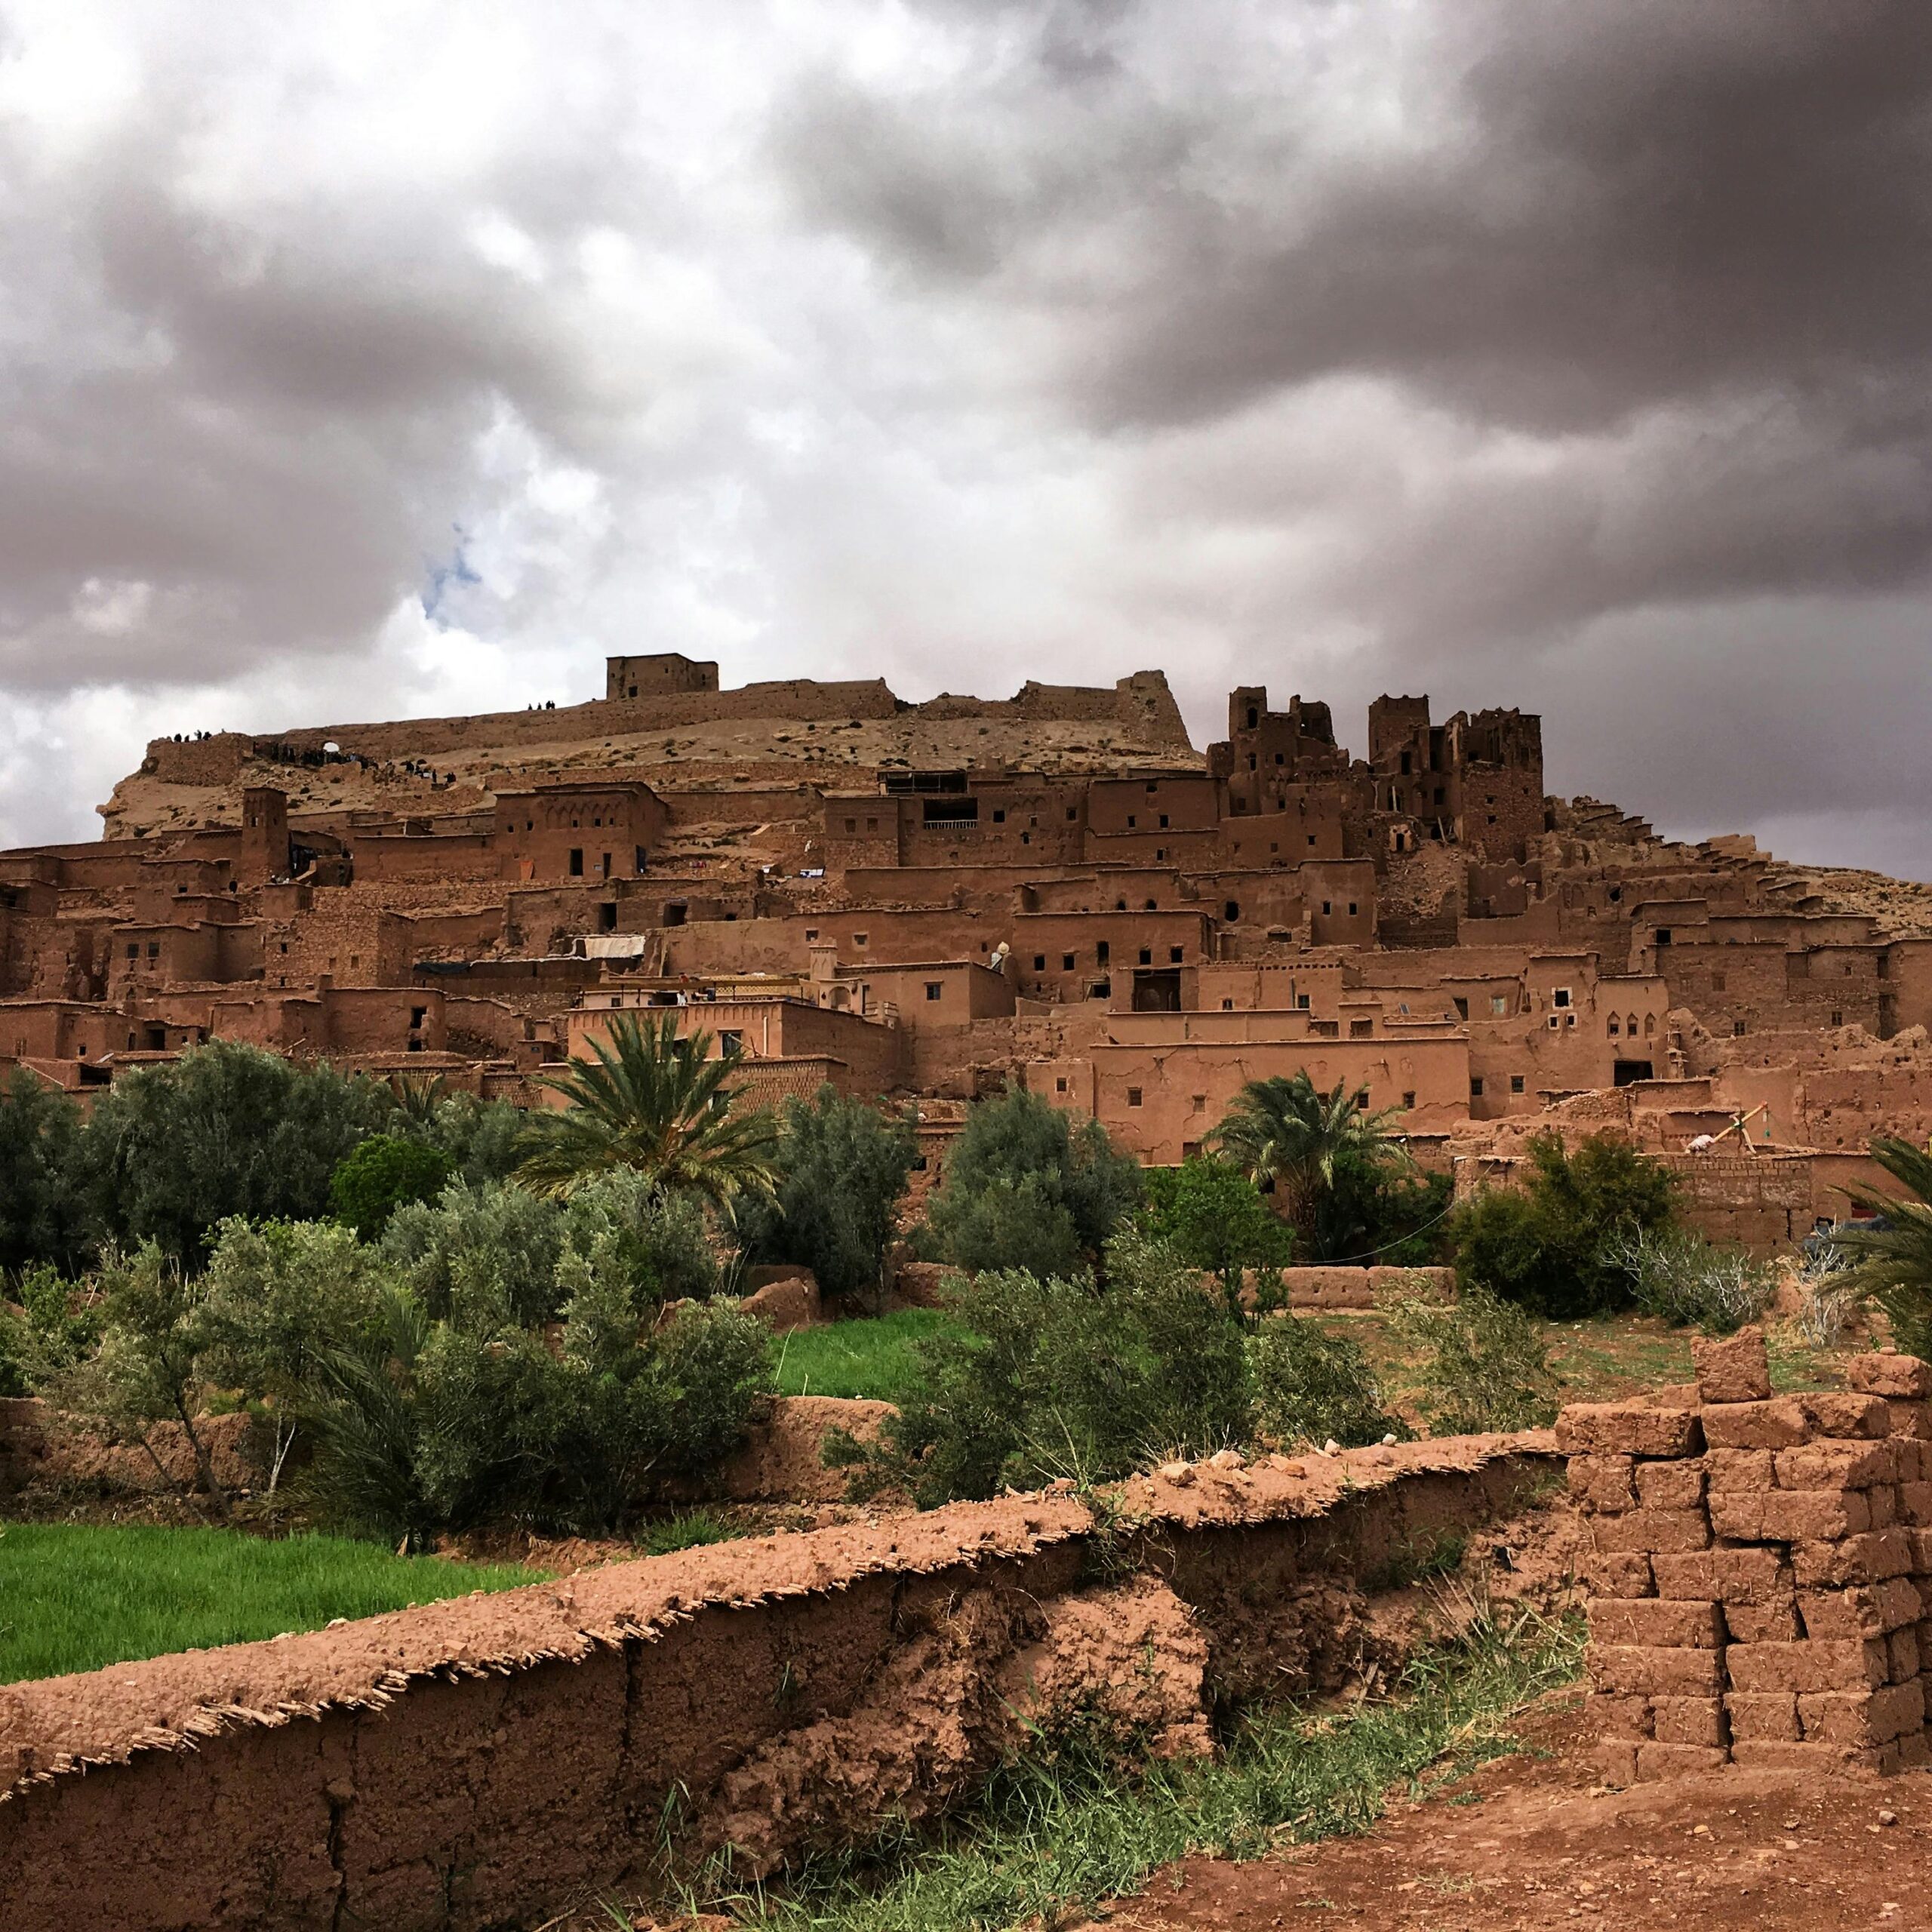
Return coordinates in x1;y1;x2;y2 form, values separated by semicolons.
3;0;1929;876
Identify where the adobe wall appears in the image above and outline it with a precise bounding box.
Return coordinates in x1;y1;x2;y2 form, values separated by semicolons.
0;1433;1555;1932
1569;1334;1932;1782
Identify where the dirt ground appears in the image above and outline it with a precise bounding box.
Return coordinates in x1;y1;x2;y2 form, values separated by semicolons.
1106;1697;1932;1932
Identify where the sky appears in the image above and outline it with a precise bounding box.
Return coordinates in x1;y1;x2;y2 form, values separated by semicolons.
2;1;1929;875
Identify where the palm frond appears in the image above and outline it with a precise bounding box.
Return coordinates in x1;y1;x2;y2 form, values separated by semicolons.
515;1011;779;1204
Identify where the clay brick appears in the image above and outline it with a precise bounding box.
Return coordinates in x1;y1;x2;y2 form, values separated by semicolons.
1559;1403;1703;1459
1886;1400;1932;1441
1846;1352;1932;1400
1899;1482;1932;1526
1798;1681;1926;1745
1585;1690;1654;1740
1710;1489;1870;1543
1634;1459;1706;1510
1589;1598;1724;1648
1700;1398;1810;1451
1724;1691;1800;1741
1867;1484;1900;1529
1724;1597;1800;1643
1652;1546;1789;1604
1896;1728;1932;1770
1795;1578;1923;1640
1798;1391;1891;1439
1729;1739;1858;1770
1704;1447;1774;1492
1725;1638;1890;1693
1567;1454;1638;1512
1694;1328;1771;1404
1590;1739;1641;1786
1651;1695;1727;1747
1636;1742;1728;1778
1591;1509;1711;1555
1906;1527;1932;1571
1792;1530;1915;1588
1587;1644;1724;1694
1897;1439;1932;1481
1580;1550;1654;1598
1887;1626;1920;1682
1773;1441;1900;1490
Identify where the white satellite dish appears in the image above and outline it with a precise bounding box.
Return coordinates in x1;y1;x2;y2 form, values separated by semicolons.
322;740;340;754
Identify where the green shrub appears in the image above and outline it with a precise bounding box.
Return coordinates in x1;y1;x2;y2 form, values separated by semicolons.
1141;1157;1293;1318
1605;1226;1777;1335
329;1135;455;1239
1450;1131;1676;1318
1380;1280;1558;1435
381;1178;568;1325
0;1070;90;1274
863;1232;1248;1506
924;1088;1142;1277
84;1042;395;1264
734;1087;916;1302
1311;1157;1454;1268
1248;1316;1404;1449
0;1260;102;1395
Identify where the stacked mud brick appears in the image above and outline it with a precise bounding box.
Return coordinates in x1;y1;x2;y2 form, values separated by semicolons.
1561;1329;1932;1780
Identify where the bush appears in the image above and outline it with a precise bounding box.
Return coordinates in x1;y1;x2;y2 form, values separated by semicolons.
1309;1157;1454;1268
1605;1226;1777;1335
735;1087;916;1303
1141;1157;1292;1318
1248;1316;1404;1449
864;1232;1249;1506
0;1071;90;1274
84;1042;394;1264
0;1261;102;1396
1450;1131;1676;1318
924;1088;1142;1277
1380;1280;1558;1435
330;1136;455;1240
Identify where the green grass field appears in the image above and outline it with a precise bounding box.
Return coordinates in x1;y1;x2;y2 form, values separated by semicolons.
772;1308;957;1403
0;1523;548;1684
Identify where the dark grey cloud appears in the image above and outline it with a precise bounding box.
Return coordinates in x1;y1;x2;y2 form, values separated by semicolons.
2;0;1929;881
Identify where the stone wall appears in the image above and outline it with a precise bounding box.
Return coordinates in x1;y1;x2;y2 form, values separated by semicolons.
1566;1332;1932;1780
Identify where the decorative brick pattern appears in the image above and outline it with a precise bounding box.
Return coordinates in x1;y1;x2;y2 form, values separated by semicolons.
1564;1333;1932;1779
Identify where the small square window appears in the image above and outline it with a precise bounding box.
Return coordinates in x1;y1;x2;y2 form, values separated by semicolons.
1471;1077;1484;1098
925;981;943;1001
1221;998;1233;1011
1491;995;1508;1015
1401;1091;1415;1109
1062;952;1075;971
1350;1018;1373;1038
1830;1009;1843;1027
1509;1075;1525;1094
1127;1087;1143;1107
853;933;867;946
1734;1020;1747;1036
992;809;1006;823
1056;1076;1068;1094
1552;987;1572;1009
1126;815;1137;829
1033;955;1047;971
1065;806;1077;821
1158;814;1169;829
1296;993;1310;1011
1169;946;1183;964
1321;900;1332;915
1346;901;1358;915
1138;948;1152;965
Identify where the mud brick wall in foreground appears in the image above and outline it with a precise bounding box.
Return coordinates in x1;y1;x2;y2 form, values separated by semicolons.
0;1435;1556;1932
1565;1335;1932;1779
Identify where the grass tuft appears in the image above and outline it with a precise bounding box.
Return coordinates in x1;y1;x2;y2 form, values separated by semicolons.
0;1523;546;1684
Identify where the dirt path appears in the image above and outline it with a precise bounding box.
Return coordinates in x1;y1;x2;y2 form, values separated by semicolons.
1107;1701;1931;1931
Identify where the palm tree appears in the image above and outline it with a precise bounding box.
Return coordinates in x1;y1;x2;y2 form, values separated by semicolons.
1830;1135;1932;1359
514;1011;779;1204
1207;1070;1404;1246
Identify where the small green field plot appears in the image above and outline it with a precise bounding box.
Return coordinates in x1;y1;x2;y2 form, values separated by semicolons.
0;1523;547;1685
773;1309;958;1403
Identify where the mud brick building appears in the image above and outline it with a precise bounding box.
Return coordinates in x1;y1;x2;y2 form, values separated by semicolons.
7;651;1932;1239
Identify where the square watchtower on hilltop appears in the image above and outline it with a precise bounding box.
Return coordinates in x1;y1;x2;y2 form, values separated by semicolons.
605;653;720;701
